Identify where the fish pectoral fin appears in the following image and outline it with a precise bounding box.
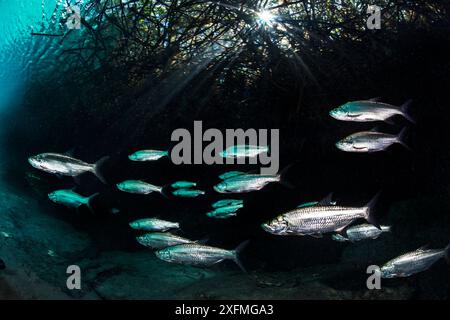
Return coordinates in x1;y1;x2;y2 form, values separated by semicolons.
384;117;395;125
213;259;225;265
310;233;323;238
335;226;348;236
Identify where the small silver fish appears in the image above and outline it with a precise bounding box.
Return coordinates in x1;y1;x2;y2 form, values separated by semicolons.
172;189;205;198
110;208;121;215
212;199;244;208
219;145;269;158
262;194;379;237
207;204;243;219
336;129;408;153
129;218;179;232
332;224;391;242
48;189;98;212
381;244;450;278
214;173;280;193
136;232;194;249
128;150;169;161
1;232;11;238
155;241;248;271
171;181;197;189
330;99;414;123
28;153;108;183
117;180;163;195
218;171;245;180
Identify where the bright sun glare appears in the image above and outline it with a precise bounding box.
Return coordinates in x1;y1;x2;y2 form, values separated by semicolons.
258;10;275;24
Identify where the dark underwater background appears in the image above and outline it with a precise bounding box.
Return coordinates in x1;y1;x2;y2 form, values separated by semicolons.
0;0;449;299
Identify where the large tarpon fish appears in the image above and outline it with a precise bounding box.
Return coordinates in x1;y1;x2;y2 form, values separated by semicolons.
155;241;249;272
262;194;379;237
329;99;414;123
28;153;108;183
380;244;450;278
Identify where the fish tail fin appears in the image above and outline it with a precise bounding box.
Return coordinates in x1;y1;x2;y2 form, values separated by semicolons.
232;240;249;273
93;156;109;184
277;164;295;189
159;185;170;199
445;243;450;263
396;127;411;151
163;150;170;157
85;192;99;214
400;99;415;124
364;192;381;229
382;225;392;232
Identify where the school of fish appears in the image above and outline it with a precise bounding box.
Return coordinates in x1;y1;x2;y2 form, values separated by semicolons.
27;98;449;279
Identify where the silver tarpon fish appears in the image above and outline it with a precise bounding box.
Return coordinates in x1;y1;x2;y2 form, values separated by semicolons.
116;180;163;195
129;218;180;232
214;173;281;193
28;153;108;183
48;189;98;212
128;150;169;161
219;145;269;158
332;224;391;242
380;244;450;278
336;128;408;153
155;241;249;272
262;194;379;237
136;232;194;249
330;99;414;123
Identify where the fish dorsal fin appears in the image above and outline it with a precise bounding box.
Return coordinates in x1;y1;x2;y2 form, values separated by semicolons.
297;201;319;209
195;236;209;244
418;244;430;251
369;97;382;102
318;193;334;206
64;148;76;157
